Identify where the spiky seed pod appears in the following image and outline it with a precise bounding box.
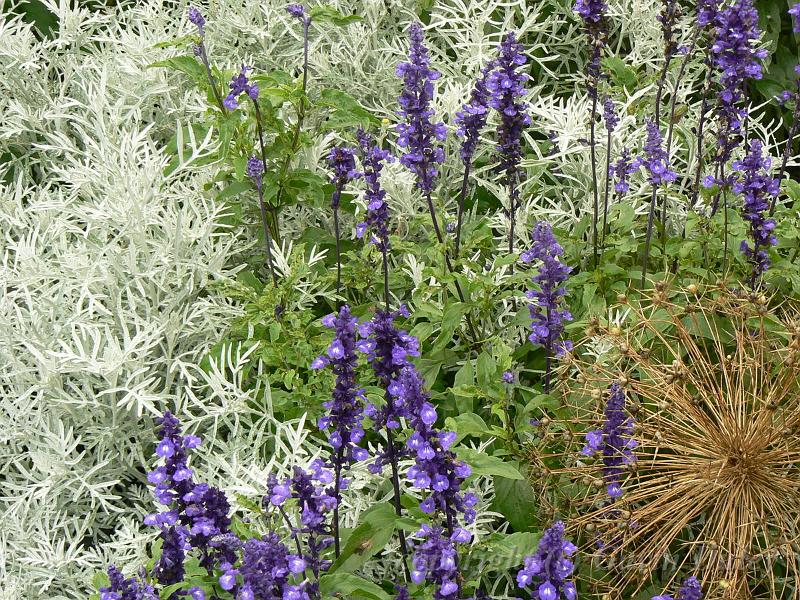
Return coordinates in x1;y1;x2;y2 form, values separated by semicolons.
544;287;800;598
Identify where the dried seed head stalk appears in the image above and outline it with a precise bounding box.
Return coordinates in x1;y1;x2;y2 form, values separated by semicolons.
538;286;800;598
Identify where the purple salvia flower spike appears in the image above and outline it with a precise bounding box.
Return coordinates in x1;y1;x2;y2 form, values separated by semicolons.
516;521;577;600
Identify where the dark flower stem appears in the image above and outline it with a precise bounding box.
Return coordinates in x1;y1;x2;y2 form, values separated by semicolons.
544;307;552;394
332;451;343;557
197;45;226;114
665;28;699;158
601;126;612;247
454;166;471;259
333;206;342;298
770;94;800;217
251;101;278;288
590;79;600;269
689;64;714;210
641;184;660;288
721;164;729;274
424;191;479;345
278;506;304;557
382;249;390;311
384;425;411;582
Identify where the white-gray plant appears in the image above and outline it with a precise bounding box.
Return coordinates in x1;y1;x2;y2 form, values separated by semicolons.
0;0;792;598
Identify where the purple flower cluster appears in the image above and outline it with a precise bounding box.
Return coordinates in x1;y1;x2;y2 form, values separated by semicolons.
603;96;619;132
610;148;639;194
219;534;308;600
792;3;800;33
146;413;231;580
732;140;779;284
356;130;394;253
521;222;573;358
187;6;205;36
486;32;531;205
312;306;368;465
247;155;265;190
581;383;637;499
358;307;420;471
573;0;607;23
395;23;447;195
224;65;259;110
641;119;677;185
394;366;477;524
652;576;704;600
516;521;577;600
100;566;158;600
410;524;466;600
327;147;361;210
657;0;682;59
286;3;311;25
708;0;767;161
697;0;720;28
455;63;494;164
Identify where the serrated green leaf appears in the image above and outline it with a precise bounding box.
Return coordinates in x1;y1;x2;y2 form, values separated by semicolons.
454;447;523;479
309;6;364;26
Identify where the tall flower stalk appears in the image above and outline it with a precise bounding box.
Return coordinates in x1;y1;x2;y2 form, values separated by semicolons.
187;7;226;114
326;147;361;298
395;23;478;343
246;155;278;288
601;95;618;246
485;32;531;263
516;521;577;600
574;0;608;269
521;222;573;393
311;305;367;557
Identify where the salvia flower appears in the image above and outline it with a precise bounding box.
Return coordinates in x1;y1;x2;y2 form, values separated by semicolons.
187;6;205;36
395;22;447;195
218;534;307;600
356;130;394;253
516;521;577;600
603;95;619;132
573;0;608;23
652;575;704;600
732;139;779;284
610;148;639;194
145;412;231;576
521;222;573;358
247;156;265;190
581;383;637;498
410;524;462;600
455;62;494;165
709;0;767;161
697;0;721;28
286;3;311;25
313;305;368;465
100;566;157;600
224;65;259;110
486;32;531;204
792;4;800;33
327;146;361;210
641;118;677;185
394;365;477;524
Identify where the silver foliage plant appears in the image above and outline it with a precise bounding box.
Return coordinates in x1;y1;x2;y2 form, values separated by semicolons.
0;0;786;598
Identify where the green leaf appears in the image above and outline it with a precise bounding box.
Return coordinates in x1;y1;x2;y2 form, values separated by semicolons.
602;56;638;91
92;570;110;591
454;447;524;479
148;56;207;84
433;302;467;352
310;6;364;26
476;351;496;389
491;474;538;532
319;573;390;599
444;412;488;442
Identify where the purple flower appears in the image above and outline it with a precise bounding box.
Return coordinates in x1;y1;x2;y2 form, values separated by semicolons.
610;148;639;194
792;4;800;33
521;222;573;358
603;95;619;132
486;32;531;211
327;147;361;210
99;566;158;600
224;65;259;110
235;534;305;599
573;0;607;23
356;130;394;252
410;524;462;600
697;0;721;28
502;371;515;384
652;575;704;600
584;383;637;499
247;156;264;190
708;0;767;163
315;305;368;465
187;6;205;36
455;62;494;164
395;23;447;195
657;0;682;59
146;412;231;577
286;3;311;25
394;366;476;524
732;140;779;284
641;119;676;185
516;521;577;600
